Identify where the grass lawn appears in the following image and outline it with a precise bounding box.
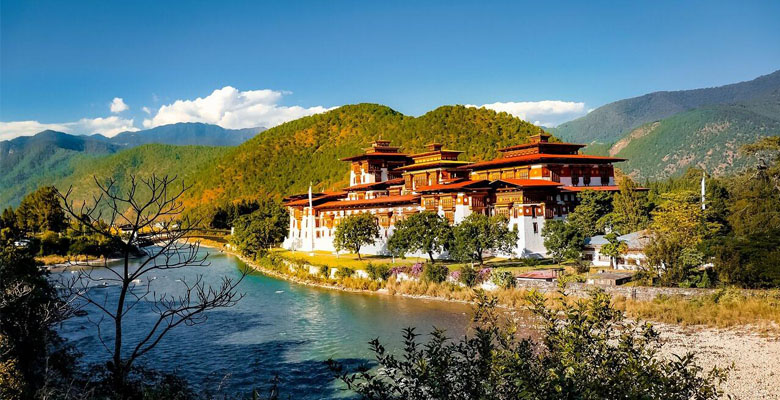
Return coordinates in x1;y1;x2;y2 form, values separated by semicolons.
271;249;424;269
271;248;571;275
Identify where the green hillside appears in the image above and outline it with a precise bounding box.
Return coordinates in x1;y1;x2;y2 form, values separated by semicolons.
0;130;122;208
54;144;229;211
184;104;548;208
0;123;262;209
553;69;780;145
611;104;780;179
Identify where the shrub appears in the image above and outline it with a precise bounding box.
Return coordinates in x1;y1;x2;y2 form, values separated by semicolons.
328;290;727;399
517;257;542;267
448;269;461;282
38;230;67;256
409;263;423;277
389;265;409;276
366;263;391;281
335;267;355;279
492;271;516;289
477;267;492;284
422;263;448;283
319;265;330;278
459;264;479;287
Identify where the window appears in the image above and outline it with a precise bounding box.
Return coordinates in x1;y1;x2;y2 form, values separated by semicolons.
532;222;538;234
414;174;427;188
516;169;529;180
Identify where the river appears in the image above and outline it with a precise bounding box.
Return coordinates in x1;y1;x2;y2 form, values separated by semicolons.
57;248;473;398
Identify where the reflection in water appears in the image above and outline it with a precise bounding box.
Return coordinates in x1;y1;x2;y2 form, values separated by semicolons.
57;250;471;398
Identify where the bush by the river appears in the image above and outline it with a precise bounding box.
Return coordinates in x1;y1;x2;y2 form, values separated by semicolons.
328;290;727;400
422;263;449;283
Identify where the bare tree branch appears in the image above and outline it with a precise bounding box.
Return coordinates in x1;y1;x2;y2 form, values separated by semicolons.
55;174;246;393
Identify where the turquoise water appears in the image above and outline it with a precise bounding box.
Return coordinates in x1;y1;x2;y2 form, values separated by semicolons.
57;249;472;398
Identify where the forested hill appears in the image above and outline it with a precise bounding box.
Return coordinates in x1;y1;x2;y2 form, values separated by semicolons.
607;101;780;180
53;144;229;213
183;104;548;209
0;130;123;209
553;69;780;145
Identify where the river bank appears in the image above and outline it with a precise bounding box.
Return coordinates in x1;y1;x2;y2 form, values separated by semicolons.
200;242;779;399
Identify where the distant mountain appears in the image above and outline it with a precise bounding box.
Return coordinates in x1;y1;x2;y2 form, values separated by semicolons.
553;70;780;144
609;101;780;180
0;123;264;208
0;130;123;208
110;122;264;147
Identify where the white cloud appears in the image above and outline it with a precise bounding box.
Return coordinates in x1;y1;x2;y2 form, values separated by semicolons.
142;86;332;129
466;100;587;127
0;116;138;140
110;97;129;113
0;121;71;140
142;106;152;115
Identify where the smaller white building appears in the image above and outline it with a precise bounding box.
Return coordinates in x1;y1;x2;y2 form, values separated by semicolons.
583;230;651;270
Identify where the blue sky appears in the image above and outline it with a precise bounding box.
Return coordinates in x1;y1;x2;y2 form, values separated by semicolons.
1;0;779;139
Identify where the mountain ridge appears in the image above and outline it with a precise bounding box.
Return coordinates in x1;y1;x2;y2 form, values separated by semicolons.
0;122;265;208
553;69;780;145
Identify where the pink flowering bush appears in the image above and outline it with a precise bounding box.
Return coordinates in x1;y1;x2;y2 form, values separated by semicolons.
477;267;492;284
410;263;423;277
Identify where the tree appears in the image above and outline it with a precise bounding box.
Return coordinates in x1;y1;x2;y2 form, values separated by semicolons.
645;192;712;286
0;236;75;399
231;200;289;258
567;190;613;237
451;213;517;264
0;207;16;232
712;229;780;288
328;290;726;400
600;232;627;269
645;233;704;287
387;211;452;263
15;186;67;234
608;177;650;234
542;219;584;264
57;175;246;395
333;212;380;260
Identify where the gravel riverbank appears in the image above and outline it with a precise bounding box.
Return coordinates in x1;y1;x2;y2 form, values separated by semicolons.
657;323;780;399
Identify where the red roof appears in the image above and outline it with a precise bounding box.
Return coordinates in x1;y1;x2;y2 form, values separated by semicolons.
462;154;626;170
343;178;404;191
495;179;563;188
416;179;490;192
315;194;420;210
284;192;346;207
340;152;411;161
498;141;585;152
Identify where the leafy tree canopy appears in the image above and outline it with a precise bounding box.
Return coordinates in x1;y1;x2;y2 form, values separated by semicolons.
333;213;380;260
607;176;650;235
231;200;289;258
387;211;452;263
567;189;614;237
541;219;584;264
451;214;517;264
15;186;67;234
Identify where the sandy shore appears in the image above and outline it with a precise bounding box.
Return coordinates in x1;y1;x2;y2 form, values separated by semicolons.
657;323;780;399
203;242;780;399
